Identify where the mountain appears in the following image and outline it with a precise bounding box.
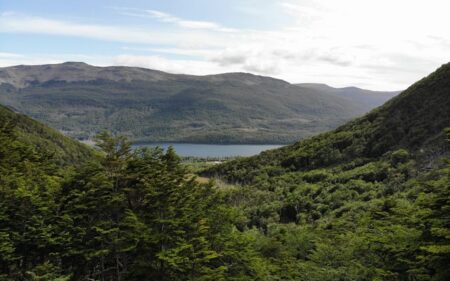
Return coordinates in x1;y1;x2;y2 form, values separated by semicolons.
296;83;400;109
200;63;450;280
0;62;398;144
0;104;94;165
206;63;450;182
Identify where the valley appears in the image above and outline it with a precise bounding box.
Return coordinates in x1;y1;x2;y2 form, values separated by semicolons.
0;62;448;280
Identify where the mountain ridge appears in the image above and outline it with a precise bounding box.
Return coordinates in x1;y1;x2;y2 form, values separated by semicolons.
0;62;399;144
0;62;290;88
204;62;450;182
296;83;401;110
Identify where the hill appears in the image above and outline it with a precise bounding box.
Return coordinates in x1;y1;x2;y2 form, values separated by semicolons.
201;63;450;280
296;83;400;109
0;104;94;165
206;63;450;182
0;62;398;144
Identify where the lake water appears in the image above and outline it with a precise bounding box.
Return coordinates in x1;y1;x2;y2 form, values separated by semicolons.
133;143;284;158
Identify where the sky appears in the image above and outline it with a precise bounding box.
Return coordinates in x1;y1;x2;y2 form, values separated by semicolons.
0;0;449;90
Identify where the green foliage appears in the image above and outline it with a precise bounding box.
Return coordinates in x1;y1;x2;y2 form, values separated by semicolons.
0;105;94;166
202;63;450;280
0;111;66;280
26;262;71;281
0;126;261;280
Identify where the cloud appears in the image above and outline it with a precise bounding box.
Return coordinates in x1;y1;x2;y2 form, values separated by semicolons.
0;13;227;47
210;49;248;66
280;2;322;18
120;46;280;75
0;53;111;68
213;54;247;66
0;52;23;58
114;52;280;76
243;59;280;75
113;54;227;75
116;8;237;33
209;47;281;75
1;0;450;90
121;46;219;58
144;10;178;23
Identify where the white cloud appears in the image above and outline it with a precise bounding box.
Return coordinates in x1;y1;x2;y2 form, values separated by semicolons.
1;1;450;90
0;13;228;47
114;52;281;77
0;52;23;58
113;54;228;75
145;10;178;23
0;53;111;68
117;8;238;33
121;46;219;58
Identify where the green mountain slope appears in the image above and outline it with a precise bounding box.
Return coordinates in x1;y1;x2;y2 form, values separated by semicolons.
0;62;398;144
206;62;450;183
0;104;94;165
200;63;450;280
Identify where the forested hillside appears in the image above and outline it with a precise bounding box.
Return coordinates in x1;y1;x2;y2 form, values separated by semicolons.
206;63;450;182
0;124;266;280
0;105;94;165
202;63;450;280
0;62;398;144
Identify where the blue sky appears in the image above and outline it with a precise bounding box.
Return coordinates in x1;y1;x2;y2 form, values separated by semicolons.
1;0;449;90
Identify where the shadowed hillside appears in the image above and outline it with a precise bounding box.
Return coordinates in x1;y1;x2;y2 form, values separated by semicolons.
0;104;94;165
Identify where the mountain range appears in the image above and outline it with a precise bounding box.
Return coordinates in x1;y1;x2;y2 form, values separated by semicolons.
0;62;399;144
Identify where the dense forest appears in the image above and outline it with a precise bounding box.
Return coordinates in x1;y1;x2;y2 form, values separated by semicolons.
202;63;450;280
0;63;449;281
0;123;263;280
0;62;397;144
0;105;94;166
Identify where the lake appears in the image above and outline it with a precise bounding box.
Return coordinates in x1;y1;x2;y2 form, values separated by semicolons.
133;143;284;158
